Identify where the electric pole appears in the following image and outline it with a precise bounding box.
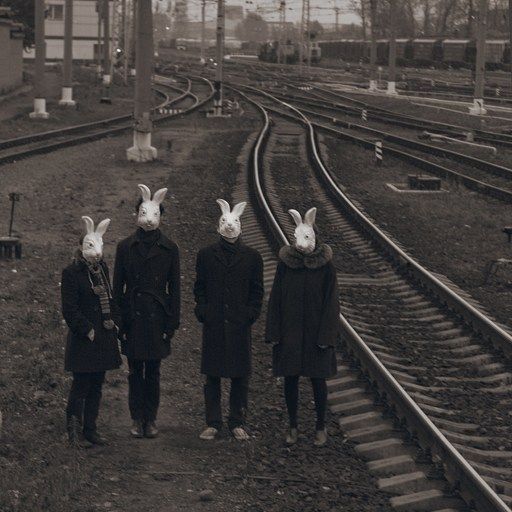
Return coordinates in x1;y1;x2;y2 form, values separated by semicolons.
100;0;112;103
509;0;511;90
200;0;206;64
127;0;157;161
369;0;378;91
387;0;397;94
97;0;103;78
470;0;487;114
30;0;49;118
130;0;137;75
306;0;311;69
212;0;225;116
122;0;129;85
59;0;75;105
334;7;340;35
299;0;305;74
278;0;285;64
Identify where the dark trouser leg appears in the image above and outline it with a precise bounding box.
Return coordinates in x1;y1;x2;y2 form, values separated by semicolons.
228;376;249;430
66;373;91;426
128;359;144;421
284;376;299;429
144;360;161;423
311;378;327;431
83;372;105;434
204;376;222;429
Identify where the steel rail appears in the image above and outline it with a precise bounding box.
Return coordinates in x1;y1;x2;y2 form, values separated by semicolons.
0;78;189;152
241;84;512;512
0;77;213;166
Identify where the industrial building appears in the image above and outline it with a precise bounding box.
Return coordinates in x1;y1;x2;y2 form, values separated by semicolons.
0;7;24;93
24;0;113;61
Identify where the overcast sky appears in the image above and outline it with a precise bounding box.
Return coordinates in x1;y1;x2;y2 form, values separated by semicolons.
157;0;360;26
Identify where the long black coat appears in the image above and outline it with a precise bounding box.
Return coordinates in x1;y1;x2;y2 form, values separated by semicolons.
113;229;180;361
194;239;264;378
266;244;339;378
61;259;122;373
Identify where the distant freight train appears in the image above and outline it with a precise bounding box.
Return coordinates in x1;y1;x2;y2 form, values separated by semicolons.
318;38;511;70
259;41;321;64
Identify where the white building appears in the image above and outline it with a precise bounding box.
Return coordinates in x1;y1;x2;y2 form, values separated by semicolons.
24;0;114;61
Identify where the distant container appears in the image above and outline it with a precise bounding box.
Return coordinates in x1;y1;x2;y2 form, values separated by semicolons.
0;8;24;94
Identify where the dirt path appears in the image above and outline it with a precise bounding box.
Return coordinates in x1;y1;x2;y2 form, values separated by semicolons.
0;112;393;512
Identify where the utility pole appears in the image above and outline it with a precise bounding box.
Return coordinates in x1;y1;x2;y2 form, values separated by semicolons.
369;0;378;91
509;0;511;90
97;0;103;78
59;0;75;105
277;0;285;64
212;0;225;116
122;0;129;85
334;7;340;35
299;0;305;74
30;0;49;118
100;0;112;103
200;0;206;64
127;0;157;161
130;0;137;75
306;0;311;69
470;0;487;114
387;0;397;94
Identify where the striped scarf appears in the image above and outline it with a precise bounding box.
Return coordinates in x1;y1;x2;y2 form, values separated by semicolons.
85;260;115;331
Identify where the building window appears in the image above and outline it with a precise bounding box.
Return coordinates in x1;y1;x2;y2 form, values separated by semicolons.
46;4;64;20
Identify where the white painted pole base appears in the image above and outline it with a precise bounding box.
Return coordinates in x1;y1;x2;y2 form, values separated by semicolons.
130;68;136;76
29;98;49;119
386;81;397;95
469;99;487;116
59;86;76;106
369;79;378;92
127;131;157;162
103;74;111;85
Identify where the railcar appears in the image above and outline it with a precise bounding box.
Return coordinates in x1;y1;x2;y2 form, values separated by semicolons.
442;39;475;67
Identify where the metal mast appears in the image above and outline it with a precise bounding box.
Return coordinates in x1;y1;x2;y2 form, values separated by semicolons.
212;0;225;116
470;0;488;114
100;0;112;103
369;0;378;91
60;0;75;106
387;0;397;94
30;0;49;118
200;0;206;64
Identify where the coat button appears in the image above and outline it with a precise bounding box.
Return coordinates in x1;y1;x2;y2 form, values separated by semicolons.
136;311;141;316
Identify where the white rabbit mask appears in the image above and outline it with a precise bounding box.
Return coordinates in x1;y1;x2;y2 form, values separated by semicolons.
81;216;111;263
137;184;168;232
289;207;317;254
217;199;247;241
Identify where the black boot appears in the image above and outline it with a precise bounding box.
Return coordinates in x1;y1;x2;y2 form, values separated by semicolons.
67;415;92;449
84;430;108;445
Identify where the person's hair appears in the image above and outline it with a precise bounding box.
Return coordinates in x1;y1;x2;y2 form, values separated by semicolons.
135;198;165;214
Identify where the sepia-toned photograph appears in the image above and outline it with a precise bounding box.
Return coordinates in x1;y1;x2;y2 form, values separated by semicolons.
1;0;512;510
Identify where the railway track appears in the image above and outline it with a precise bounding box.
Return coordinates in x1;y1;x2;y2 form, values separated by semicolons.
232;84;512;511
0;75;213;166
237;83;512;205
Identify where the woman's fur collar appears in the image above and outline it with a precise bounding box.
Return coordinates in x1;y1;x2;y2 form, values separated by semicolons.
279;243;333;269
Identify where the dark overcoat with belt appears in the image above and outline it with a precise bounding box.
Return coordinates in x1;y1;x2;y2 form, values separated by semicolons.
265;244;339;378
61;258;122;373
113;229;180;361
194;239;264;378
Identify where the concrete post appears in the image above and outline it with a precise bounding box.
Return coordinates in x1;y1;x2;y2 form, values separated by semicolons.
369;0;378;92
387;0;397;95
122;0;128;85
130;0;137;75
30;0;49;118
60;0;76;106
127;0;157;161
101;0;112;103
212;0;225;116
470;0;488;115
200;0;206;64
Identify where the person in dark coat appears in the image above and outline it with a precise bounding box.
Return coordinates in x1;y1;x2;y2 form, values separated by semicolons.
61;216;122;447
113;184;180;439
266;207;339;447
194;199;264;441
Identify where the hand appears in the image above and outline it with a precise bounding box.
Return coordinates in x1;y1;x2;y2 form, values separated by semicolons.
87;329;95;341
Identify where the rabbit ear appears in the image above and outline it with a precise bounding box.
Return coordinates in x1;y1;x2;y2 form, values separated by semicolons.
81;216;95;235
304;207;317;227
216;199;231;215
288;209;303;227
95;218;111;236
153;188;168;205
138;184;151;202
232;201;247;218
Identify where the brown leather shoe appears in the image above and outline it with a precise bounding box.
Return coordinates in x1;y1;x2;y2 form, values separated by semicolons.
144;421;159;438
130;420;144;438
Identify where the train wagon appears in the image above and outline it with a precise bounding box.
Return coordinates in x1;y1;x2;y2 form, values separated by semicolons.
442;39;475;67
411;38;443;64
486;40;508;68
396;38;413;60
376;39;389;64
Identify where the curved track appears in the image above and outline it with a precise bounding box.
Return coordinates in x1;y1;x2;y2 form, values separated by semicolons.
234;84;512;511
